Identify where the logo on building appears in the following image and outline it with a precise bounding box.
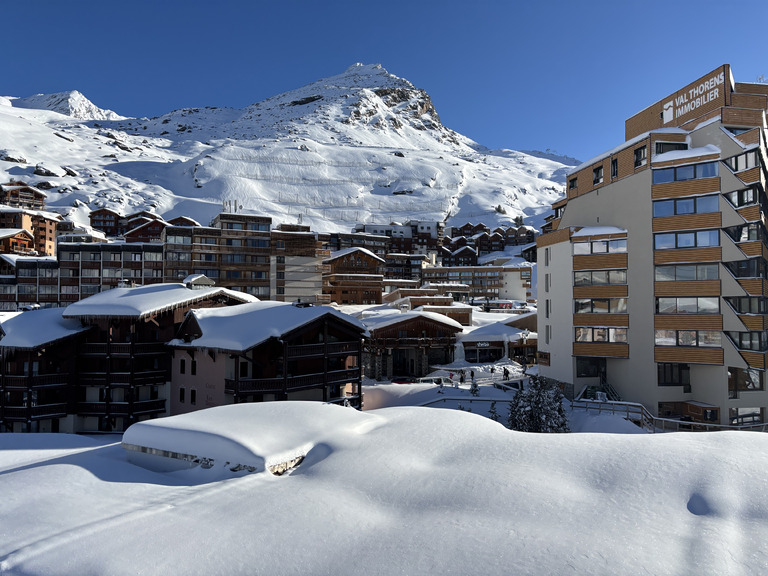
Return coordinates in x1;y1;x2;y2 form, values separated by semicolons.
662;101;674;124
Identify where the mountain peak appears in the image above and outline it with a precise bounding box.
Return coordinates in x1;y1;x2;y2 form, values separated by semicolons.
11;90;124;121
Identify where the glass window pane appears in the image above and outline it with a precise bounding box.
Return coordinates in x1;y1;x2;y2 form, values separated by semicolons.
611;298;628;313
574;299;592;313
697;264;719;280
609;240;627;253
678;331;697;346
575;327;592;342
591;271;608;285
697;162;718;178
655;234;676;250
609;270;627;284
697;230;719;247
591;241;608;254
676;198;695;214
677;233;696;248
610;328;628;343
592;328;608;342
574;271;591;286
676;165;695;181
653;168;675;184
677;298;698;313
655;329;676;346
573;243;590;255
592;299;610;313
653;200;675;217
699;331;721;347
657;298;677;314
676;265;696;281
696;195;718;213
698;297;719;314
655;266;676;281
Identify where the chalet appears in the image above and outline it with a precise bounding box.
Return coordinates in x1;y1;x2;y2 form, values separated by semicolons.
0;182;46;210
441;245;478;267
124;218;168;243
168;301;367;412
323;247;385;305
0;207;61;256
167;215;201;227
0;308;93;433
459;318;537;365
89;208;125;237
362;311;463;380
57;276;256;433
0;229;35;255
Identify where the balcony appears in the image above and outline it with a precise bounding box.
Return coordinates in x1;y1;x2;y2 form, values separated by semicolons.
76;399;165;416
2;374;70;389
78;370;168;387
285;341;360;359
225;368;360;394
1;403;68;420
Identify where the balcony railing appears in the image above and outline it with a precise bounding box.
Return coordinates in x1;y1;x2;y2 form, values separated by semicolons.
366;337;456;349
80;342;167;356
78;370;168;387
1;374;70;388
285;341;360;359
225;368;360;394
76;399;165;416
1;403;68;420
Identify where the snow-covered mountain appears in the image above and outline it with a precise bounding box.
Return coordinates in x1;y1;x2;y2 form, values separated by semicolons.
0;64;574;232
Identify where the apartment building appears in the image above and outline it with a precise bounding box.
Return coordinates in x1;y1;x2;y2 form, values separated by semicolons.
422;264;532;302
0;207;61;256
537;64;768;426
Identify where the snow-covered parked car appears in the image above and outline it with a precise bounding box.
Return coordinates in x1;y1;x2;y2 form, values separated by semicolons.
417;376;455;386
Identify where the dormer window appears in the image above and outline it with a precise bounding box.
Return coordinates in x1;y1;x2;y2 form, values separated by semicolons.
634;146;647;168
592;166;603;185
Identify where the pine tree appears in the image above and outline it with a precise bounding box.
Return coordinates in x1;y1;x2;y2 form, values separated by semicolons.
506;375;569;433
488;401;500;423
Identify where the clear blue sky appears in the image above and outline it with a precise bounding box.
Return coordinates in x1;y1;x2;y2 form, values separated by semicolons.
4;0;766;162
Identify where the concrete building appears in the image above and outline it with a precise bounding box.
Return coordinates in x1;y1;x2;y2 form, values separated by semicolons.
537;64;768;426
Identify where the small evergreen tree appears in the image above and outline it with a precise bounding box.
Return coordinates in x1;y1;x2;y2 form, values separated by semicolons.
506;375;569;433
488;401;500;423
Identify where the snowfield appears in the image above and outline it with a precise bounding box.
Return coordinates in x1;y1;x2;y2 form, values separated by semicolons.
1;399;766;575
0;64;573;232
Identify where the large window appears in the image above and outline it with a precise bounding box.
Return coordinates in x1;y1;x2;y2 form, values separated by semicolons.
656;297;719;314
724;222;768;244
657;363;690;391
654;230;719;250
724;185;759;208
725;296;767;315
726;331;768;352
728;367;763;399
724;150;759;173
655;142;688;155
574;298;628;314
572;239;627;255
730;407;763;425
724;258;768;279
574;327;627;343
634;146;647;168
652;161;718;184
593;166;604;185
652;195;718;217
655;330;721;347
574;269;627;286
576;357;603;378
655;264;718;281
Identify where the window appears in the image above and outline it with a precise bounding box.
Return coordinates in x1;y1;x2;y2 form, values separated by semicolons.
725;296;767;315
724;186;759;208
726;331;768;352
190;389;197;405
610;158;618;179
724;258;768;279
728;367;763;399
179;387;185;403
572;239;627;255
656;297;719;314
657;363;691;391
574;269;627;286
592;166;603;185
191;360;197;376
575;327;626;343
655;142;688;155
179;358;186;374
655;264;718;281
655;330;721;347
569;178;577;190
652;161;718;184
576;357;603;378
654;230;719;250
574;299;627;314
725;150;759;173
652;195;718;217
240;361;248;378
634;146;647;168
724;222;768;244
730;407;763;425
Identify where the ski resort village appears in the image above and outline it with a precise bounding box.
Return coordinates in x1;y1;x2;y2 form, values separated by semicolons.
1;61;768;575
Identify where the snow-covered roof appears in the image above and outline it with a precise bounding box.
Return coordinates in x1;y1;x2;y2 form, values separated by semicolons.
361;310;464;332
459;320;535;343
324;246;386;263
0;205;62;219
63;282;257;320
0;254;57;266
571;226;627;237
168;302;367;352
0;307;91;350
0;228;32;239
653;144;720;164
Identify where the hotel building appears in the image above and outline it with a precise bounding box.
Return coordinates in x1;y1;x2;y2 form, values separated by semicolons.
538;65;768;425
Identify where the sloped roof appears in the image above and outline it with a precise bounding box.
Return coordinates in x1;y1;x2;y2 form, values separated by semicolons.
63;282;257;320
361;310;464;332
169;302;367;352
324;246;386;264
0;307;91;350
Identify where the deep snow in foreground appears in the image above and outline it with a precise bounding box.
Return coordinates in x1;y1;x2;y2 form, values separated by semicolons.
1;400;767;575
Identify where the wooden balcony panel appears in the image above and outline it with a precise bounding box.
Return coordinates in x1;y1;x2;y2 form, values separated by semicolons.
573;254;628;271
737;205;762;222
739;351;766;370
572;314;629;327
737;278;768;297
651;177;720;200
654;247;721;264
652;213;722;233
573;285;628;298
738;315;768;331
572;342;629;358
654;280;720;297
654;346;724;365
654;314;723;330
